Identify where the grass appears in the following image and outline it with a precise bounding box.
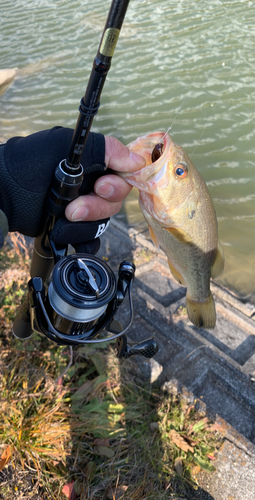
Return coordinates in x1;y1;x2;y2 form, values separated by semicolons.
0;236;223;499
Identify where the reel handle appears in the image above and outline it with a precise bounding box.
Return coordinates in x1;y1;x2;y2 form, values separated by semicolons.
115;334;158;359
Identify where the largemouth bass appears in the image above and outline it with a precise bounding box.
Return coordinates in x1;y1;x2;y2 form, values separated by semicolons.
122;132;224;329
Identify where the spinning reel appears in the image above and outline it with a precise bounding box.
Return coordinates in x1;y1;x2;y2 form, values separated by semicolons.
29;250;158;358
14;234;158;359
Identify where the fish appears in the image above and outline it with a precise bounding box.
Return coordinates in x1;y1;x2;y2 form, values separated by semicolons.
122;132;224;329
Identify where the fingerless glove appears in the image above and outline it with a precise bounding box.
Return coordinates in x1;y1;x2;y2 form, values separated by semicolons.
0;127;106;238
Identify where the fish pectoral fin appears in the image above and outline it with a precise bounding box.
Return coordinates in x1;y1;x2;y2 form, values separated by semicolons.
211;241;225;279
168;259;186;287
186;292;216;330
164;227;192;245
148;224;160;248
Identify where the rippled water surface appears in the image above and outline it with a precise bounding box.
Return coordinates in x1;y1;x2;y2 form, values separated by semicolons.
1;0;254;300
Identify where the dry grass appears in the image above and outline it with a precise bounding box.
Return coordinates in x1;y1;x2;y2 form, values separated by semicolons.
0;347;72;499
0;238;223;499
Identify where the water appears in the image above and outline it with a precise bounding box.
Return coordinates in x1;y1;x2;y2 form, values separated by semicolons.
0;0;254;302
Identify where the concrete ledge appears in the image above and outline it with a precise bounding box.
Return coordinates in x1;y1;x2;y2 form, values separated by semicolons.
0;68;18;87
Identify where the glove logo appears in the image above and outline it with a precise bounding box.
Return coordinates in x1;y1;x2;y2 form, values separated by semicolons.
74;143;83;155
95;220;110;238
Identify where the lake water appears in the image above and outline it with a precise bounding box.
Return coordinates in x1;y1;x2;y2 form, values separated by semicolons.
1;0;254;302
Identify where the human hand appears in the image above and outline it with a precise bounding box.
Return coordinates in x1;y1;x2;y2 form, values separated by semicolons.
65;136;145;222
0;127;145;238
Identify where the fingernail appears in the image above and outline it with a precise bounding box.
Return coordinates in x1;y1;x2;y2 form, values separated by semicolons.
71;205;89;221
95;182;114;197
129;151;146;166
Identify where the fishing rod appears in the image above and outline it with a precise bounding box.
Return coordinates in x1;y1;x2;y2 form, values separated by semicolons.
13;0;158;361
30;0;131;283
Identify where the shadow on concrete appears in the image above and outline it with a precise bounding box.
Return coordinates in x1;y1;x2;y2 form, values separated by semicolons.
115;355;217;500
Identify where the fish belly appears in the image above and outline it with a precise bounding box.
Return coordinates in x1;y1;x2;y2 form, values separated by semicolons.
141;208;216;329
142;210;210;295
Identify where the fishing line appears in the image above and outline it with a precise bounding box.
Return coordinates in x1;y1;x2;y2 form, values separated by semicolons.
161;126;172;143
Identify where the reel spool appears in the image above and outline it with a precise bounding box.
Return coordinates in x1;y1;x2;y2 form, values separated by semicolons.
46;254;116;340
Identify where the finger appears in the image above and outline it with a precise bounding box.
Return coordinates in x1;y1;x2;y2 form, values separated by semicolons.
105;135;145;172
65;193;123;222
94;174;132;202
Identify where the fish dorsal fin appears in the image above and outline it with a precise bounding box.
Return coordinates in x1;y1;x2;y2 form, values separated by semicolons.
168;259;186;287
164;227;193;245
211;241;225;279
148;224;160;248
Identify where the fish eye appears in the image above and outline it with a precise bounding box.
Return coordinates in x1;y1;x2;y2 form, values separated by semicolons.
174;162;188;178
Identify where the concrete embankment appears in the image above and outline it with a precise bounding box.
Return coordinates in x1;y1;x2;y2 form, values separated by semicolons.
97;216;255;500
0;68;18;87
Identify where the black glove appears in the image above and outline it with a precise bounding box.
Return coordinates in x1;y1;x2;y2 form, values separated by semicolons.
0;126;107;237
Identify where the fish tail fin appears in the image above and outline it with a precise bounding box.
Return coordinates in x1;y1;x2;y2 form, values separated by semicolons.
186;292;216;329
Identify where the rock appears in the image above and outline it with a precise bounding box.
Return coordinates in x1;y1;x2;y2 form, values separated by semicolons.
138;357;163;383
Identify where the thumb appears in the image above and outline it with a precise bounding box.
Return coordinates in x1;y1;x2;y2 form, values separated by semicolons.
105;136;145;172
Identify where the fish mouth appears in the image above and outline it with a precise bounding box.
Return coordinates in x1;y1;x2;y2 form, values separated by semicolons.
124;132;172;187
